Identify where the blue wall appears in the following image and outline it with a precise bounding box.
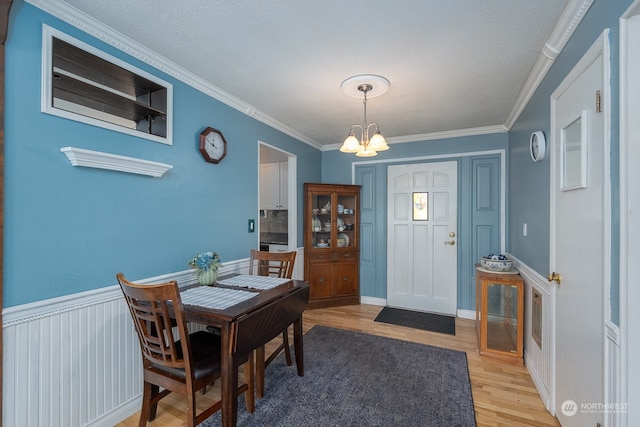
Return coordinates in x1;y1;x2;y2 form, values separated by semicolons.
3;1;321;307
4;0;630;319
508;0;631;324
323;133;508;310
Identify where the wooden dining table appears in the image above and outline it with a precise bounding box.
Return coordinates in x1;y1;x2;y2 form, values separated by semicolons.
180;277;310;427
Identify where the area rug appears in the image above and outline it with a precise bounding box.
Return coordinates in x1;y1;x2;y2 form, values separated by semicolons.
374;307;456;335
200;325;475;427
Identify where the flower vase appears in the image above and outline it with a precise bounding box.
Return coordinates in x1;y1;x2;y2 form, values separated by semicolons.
197;268;217;286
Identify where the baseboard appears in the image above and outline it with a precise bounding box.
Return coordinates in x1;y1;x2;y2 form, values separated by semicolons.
89;395;141;427
457;309;475;320
360;296;386;306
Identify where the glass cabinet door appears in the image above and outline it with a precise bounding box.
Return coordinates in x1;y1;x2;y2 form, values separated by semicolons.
474;268;523;364
336;193;357;248
486;283;519;354
310;191;333;248
309;190;358;249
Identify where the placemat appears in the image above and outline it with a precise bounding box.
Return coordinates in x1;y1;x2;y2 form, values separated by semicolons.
180;286;257;310
216;274;291;290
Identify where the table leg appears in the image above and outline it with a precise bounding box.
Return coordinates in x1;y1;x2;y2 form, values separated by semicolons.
255;345;266;399
293;316;304;376
220;324;238;427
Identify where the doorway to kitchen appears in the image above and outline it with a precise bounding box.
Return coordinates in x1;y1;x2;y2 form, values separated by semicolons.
258;142;297;274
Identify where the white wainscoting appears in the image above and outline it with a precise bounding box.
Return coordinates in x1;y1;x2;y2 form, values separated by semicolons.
509;255;553;411
2;249;304;427
509;255;623;420
605;321;622;427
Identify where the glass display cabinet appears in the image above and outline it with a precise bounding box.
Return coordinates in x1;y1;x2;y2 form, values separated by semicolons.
304;183;361;308
475;267;524;365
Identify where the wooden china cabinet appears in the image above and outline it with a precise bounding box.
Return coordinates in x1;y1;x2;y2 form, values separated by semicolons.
304;183;361;308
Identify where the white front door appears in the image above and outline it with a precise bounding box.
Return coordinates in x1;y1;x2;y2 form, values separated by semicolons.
387;161;457;315
550;31;609;426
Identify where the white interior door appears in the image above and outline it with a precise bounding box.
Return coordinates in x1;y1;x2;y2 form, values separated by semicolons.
550;31;609;426
387;162;457;315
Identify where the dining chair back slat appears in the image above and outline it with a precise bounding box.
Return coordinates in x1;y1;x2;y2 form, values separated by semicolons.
249;250;296;278
117;272;254;427
248;249;297;398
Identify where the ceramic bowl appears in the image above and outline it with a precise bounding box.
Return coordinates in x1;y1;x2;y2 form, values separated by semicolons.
480;256;514;272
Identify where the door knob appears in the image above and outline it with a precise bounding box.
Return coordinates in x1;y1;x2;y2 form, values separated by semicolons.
444;240;456;245
547;272;562;285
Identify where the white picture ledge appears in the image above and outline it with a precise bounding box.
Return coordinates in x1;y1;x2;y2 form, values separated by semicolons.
60;147;173;177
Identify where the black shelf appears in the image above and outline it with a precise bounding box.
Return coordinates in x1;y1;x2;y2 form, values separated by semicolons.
51;36;167;138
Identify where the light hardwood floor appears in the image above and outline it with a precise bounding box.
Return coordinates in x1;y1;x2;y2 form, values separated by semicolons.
117;304;559;427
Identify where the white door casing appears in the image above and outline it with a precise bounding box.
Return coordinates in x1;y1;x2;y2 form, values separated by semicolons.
620;5;640;425
387;161;458;315
550;30;610;426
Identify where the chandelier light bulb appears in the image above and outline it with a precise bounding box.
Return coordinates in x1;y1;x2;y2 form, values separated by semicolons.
355;145;378;157
340;75;390;158
368;131;389;151
340;133;361;153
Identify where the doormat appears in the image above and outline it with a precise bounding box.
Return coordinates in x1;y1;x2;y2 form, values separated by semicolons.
374;307;456;335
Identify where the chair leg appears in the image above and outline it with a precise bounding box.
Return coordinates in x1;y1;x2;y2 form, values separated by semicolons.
282;328;292;366
138;382;153;427
186;387;197;427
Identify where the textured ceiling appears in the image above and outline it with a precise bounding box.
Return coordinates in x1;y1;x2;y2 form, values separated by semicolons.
60;0;570;149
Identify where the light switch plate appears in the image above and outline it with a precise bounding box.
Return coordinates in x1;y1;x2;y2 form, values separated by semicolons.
248;219;255;233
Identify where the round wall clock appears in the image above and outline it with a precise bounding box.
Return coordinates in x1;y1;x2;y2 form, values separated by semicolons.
199;127;227;164
530;131;546;162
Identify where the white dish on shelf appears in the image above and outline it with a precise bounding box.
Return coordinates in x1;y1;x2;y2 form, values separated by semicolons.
337;233;349;247
476;266;519;274
480;255;514;271
316;242;329;248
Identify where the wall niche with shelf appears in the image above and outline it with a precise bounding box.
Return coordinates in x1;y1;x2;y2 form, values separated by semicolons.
42;25;173;145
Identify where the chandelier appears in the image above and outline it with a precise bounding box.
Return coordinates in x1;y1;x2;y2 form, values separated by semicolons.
340;75;390;157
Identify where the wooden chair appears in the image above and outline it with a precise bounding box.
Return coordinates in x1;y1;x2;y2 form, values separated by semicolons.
116;273;254;427
248;249;296;398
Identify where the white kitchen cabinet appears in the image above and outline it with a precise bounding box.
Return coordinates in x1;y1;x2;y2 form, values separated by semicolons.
268;244;288;253
260;162;288;210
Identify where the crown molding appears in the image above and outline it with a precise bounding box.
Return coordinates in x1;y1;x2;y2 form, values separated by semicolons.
322;125;507;151
26;0;322;150
27;0;590;150
504;0;594;130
